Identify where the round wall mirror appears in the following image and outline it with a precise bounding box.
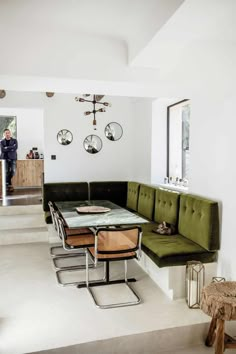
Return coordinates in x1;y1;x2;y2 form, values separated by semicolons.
57;129;73;145
105;122;123;141
83;134;102;154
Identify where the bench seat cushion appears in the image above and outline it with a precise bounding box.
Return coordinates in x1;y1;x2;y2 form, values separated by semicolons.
141;232;217;267
141;222;160;233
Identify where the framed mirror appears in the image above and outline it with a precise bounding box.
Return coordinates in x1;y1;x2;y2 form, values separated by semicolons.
105;122;123;141
57;129;73;145
83;134;102;154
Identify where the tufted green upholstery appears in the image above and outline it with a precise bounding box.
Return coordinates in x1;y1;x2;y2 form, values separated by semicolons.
127;182;140;211
142;232;217;268
140;191;219;267
178;194;219;251
154;188;180;226
43;180;220;267
137;184;156;220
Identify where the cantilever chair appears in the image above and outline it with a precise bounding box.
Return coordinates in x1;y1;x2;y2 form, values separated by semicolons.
48;201;67;258
84;226;142;309
55;215;95;286
48;201;91;261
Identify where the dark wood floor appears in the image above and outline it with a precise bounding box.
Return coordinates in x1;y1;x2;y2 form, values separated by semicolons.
0;188;42;206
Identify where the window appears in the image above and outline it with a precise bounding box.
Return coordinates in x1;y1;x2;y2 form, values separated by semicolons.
0;116;17;139
167;100;190;181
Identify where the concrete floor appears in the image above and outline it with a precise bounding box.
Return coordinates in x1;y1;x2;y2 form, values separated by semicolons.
0;205;235;354
0;240;211;354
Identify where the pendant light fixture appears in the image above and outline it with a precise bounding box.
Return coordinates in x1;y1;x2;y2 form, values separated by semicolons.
75;94;111;130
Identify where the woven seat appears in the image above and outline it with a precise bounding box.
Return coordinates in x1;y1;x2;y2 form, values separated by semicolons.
66;234;95;247
201;281;236;354
84;226;142;309
65;227;91;236
48;201;91;264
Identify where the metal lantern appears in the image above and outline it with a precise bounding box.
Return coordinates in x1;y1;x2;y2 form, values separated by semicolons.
212;277;226;283
185;260;205;309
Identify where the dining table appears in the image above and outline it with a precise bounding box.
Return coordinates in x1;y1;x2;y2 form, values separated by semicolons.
54;199;149;288
54;199;149;229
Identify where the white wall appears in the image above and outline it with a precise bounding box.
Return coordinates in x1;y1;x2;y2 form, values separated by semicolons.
0;92;152;183
131;99;152;184
189;95;236;279
151;94;236;280
0;105;44;160
44;94;152;183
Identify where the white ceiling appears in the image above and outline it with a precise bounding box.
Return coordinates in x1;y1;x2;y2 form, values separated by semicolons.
0;0;234;97
0;0;183;44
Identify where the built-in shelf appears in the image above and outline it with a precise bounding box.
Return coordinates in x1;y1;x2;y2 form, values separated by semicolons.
158;183;188;193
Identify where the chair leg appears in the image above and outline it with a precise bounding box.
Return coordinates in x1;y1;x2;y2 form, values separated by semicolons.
55;251;97;286
50;244;84;258
53;252;94;271
86;259;141;309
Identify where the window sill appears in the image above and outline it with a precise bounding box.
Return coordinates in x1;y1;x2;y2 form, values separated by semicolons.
159;183;188;193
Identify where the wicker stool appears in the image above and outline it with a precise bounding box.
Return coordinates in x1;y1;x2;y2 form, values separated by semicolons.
201;281;236;354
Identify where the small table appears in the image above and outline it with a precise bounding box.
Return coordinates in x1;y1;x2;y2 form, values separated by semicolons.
201;281;236;354
55;200;149;288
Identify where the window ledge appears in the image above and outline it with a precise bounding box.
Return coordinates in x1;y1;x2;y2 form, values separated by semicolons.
159;183;188;193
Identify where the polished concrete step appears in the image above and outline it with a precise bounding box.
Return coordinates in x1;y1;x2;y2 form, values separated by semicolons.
30;323;213;354
0;204;48;245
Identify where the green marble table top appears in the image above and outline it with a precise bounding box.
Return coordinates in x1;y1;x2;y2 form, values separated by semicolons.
55;200;149;228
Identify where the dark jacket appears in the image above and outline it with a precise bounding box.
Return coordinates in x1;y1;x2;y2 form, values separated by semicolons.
0;138;18;160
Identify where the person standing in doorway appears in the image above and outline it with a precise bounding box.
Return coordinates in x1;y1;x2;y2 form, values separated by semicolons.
0;129;18;193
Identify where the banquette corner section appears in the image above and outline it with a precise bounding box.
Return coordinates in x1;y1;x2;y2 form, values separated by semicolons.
43;180;220;299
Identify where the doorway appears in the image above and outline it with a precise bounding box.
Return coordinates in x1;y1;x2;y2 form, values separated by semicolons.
0;108;44;207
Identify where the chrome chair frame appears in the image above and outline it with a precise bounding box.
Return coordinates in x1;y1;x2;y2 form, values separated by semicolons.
48;201;65;258
48;200;88;268
48;201;80;258
55;216;96;286
83;226;142;309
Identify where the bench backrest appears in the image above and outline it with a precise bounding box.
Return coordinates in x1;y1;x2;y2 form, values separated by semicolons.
137;184;156;220
154;188;180;226
43;182;89;211
178;194;219;251
126;182;140;211
89;181;127;207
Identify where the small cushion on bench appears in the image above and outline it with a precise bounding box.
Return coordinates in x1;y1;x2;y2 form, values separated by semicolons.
142;233;217;267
